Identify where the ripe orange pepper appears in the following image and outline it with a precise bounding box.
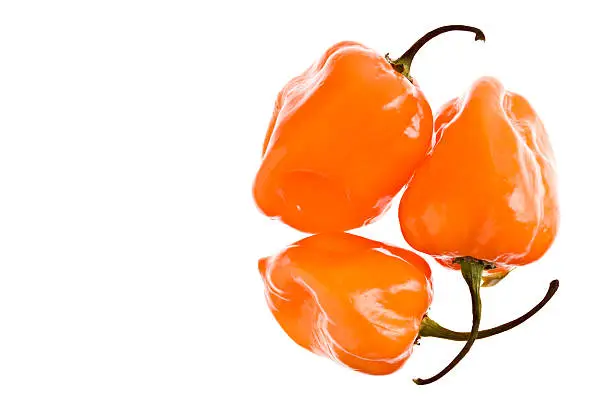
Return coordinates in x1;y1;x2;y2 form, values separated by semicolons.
259;232;433;375
258;232;558;377
253;26;485;233
398;77;559;384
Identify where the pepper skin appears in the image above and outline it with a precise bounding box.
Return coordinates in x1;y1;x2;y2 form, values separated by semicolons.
399;76;558;270
258;232;433;375
253;26;484;233
398;76;559;384
258;233;559;380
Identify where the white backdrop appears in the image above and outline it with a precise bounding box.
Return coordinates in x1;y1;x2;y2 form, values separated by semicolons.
1;1;609;406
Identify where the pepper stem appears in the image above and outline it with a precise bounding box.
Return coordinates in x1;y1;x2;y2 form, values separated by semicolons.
385;25;485;81
414;257;491;385
419;279;559;341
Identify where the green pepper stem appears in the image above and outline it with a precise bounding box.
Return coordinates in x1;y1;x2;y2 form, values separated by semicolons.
385;25;485;81
419;279;559;341
414;257;488;385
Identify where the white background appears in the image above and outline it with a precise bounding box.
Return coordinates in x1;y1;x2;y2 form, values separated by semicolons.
1;1;610;406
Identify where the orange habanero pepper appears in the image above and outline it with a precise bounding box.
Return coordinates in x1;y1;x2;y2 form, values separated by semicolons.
258;232;559;377
253;26;485;233
398;77;560;384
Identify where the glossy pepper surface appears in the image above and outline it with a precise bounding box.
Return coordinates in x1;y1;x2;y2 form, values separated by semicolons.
397;76;559;384
253;26;485;233
399;76;558;270
258;233;559;380
258;232;433;375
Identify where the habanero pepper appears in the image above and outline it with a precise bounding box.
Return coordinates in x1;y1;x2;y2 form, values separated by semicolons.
258;232;558;377
253;26;485;233
398;77;560;384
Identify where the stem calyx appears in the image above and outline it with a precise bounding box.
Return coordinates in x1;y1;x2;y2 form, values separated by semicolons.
385;25;485;82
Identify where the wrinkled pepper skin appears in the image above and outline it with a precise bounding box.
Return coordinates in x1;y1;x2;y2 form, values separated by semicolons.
258;232;433;375
253;42;433;233
398;77;558;271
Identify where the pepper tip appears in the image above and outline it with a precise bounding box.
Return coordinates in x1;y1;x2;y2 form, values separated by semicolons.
258;257;270;276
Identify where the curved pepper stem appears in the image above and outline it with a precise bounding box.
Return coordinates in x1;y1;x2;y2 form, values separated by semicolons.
414;257;492;385
419;279;559;341
386;25;485;81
